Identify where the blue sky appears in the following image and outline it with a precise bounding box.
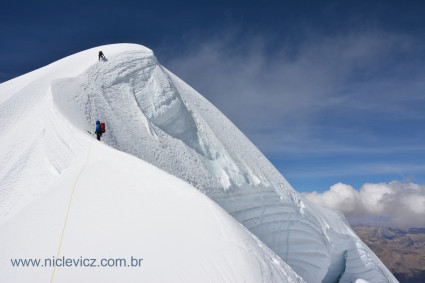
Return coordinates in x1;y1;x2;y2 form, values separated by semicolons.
1;0;424;193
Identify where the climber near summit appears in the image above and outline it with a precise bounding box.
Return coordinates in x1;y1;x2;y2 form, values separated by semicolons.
98;51;105;61
95;120;102;141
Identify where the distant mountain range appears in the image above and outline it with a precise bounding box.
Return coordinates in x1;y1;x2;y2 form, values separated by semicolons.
352;225;425;283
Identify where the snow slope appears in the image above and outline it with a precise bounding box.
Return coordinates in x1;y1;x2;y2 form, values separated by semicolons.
0;43;397;282
0;136;303;283
0;44;302;282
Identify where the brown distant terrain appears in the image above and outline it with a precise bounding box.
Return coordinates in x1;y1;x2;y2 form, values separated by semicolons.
351;225;425;283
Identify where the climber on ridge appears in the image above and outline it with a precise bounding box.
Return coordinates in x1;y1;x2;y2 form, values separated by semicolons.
95;120;103;141
98;51;106;61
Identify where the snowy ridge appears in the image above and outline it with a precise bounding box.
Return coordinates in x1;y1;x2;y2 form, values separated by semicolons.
0;129;304;282
0;44;145;222
0;44;397;282
0;44;303;283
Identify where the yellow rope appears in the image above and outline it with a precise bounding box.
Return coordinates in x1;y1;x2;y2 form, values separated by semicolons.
51;61;99;282
50;141;93;283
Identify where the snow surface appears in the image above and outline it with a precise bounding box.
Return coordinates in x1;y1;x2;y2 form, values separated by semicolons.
0;43;398;282
0;136;302;282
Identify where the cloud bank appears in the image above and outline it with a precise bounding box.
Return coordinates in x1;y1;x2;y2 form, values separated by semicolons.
303;181;425;227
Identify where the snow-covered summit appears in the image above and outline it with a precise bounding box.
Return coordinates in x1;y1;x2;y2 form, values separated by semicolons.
0;44;397;282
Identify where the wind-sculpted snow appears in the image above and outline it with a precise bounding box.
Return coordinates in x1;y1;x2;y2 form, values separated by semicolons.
52;46;397;283
1;44;397;282
0;135;305;283
0;44;304;283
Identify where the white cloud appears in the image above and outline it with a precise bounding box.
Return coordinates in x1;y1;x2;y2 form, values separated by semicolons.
303;181;425;227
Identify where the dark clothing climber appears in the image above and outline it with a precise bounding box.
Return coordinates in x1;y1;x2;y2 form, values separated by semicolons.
95;120;102;141
98;51;105;61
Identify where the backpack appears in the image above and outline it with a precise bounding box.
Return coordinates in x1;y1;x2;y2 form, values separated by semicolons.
100;122;106;133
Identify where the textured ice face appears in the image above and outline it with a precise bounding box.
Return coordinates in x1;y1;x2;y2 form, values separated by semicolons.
54;50;263;192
